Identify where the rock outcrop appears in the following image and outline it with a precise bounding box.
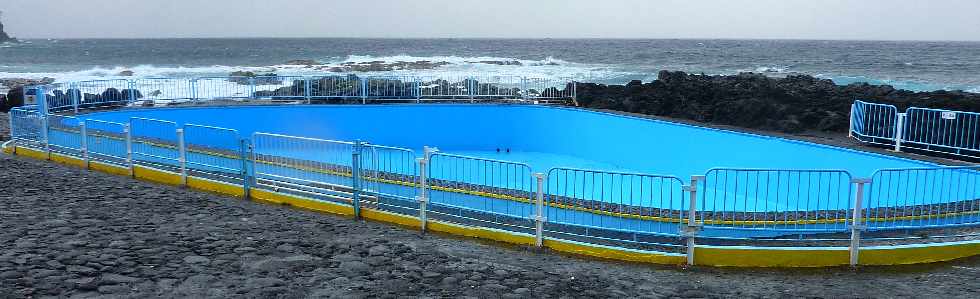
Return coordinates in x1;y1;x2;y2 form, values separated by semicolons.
575;71;980;133
0;11;16;43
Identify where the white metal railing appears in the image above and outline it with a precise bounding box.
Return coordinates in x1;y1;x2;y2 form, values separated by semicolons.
24;74;576;113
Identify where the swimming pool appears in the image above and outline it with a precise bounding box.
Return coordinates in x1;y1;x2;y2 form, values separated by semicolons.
81;104;933;176
33;103;978;242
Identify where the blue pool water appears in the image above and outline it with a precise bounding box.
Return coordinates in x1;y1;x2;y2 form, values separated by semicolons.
41;104;979;239
81;104;934;177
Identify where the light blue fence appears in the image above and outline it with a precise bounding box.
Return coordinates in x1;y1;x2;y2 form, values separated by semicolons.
699;169;854;236
9;97;980;265
544;167;688;252
901;108;980;157
850;100;898;145
130;117;180;170
864;166;980;231
82;119;127;166
251;132;358;203
850;100;980;159
8;106;42;145
427;152;536;235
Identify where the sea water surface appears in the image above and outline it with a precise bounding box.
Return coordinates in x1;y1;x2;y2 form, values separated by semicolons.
2;38;980;92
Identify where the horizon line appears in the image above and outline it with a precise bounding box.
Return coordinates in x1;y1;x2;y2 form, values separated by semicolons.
9;36;980;43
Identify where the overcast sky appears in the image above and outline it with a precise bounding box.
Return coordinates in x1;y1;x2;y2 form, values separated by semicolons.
2;0;979;41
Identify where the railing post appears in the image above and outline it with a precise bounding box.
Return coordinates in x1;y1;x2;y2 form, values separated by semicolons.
124;124;133;177
572;80;578;106
41;114;50;160
521;77;528;102
351;140;363;219
416;157;428;232
849;178;871;267
360;78;368;104
848;103;855;138
248;77;257;100
71;83;79;114
177;128;187;186
894;113;906;152
682;175;704;266
304;76;312;104
415;78;421;103
417;146;438;232
468;77;475;103
127;80;137;104
240;138;252;199
79;121;89;169
7;108;14;144
533;172;547;247
189;79;199;101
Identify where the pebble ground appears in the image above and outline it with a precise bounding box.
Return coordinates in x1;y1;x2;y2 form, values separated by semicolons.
3;112;980;298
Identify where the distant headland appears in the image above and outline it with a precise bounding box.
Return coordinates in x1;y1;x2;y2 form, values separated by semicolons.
0;11;17;43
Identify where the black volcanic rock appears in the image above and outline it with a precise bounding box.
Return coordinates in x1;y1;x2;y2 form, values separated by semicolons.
0;12;16;43
575;71;980;133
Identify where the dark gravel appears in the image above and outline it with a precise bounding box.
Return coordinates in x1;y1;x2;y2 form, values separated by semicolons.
2;135;980;298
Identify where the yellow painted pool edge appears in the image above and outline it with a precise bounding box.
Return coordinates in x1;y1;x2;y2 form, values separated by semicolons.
694;246;850;267
544;239;686;264
133;165;183;186
187;176;245;198
860;241;980;266
7;144;980;268
89;161;130;176
250;188;355;217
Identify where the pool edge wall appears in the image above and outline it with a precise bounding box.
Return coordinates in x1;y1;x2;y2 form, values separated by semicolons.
6;143;979;268
80;104;938;177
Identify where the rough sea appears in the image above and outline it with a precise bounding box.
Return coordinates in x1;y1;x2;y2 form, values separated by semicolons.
1;38;979;92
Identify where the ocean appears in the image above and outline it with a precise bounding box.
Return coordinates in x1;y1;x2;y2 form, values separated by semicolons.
2;38;979;93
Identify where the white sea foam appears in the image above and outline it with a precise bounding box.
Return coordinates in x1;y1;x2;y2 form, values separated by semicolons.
751;66;790;74
1;55;630;85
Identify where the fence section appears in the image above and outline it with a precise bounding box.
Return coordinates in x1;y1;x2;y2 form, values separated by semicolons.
82;119;127;166
72;79;134;110
8;106;43;146
30;74;577;115
426;153;536;234
251;133;356;203
252;76;306;100
47;114;83;157
129;117;180;169
132;78;193;102
309;75;364;99
545;168;687;252
359;144;418;214
195;77;254;100
699;169;855;236
850;100;898;145
900;107;980;157
850;100;980;159
864;166;980;231
183;124;242;182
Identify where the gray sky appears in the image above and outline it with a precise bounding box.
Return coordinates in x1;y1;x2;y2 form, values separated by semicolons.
2;0;979;40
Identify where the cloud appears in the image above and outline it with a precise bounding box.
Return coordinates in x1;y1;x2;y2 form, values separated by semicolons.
1;0;978;41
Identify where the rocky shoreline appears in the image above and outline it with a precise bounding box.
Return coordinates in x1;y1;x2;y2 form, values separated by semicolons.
575;71;980;133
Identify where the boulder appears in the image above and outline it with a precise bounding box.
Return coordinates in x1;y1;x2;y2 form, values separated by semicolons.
284;59;321;66
2;87;24;112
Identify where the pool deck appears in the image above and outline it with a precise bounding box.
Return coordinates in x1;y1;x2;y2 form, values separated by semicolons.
584;107;976;167
4;150;980;297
